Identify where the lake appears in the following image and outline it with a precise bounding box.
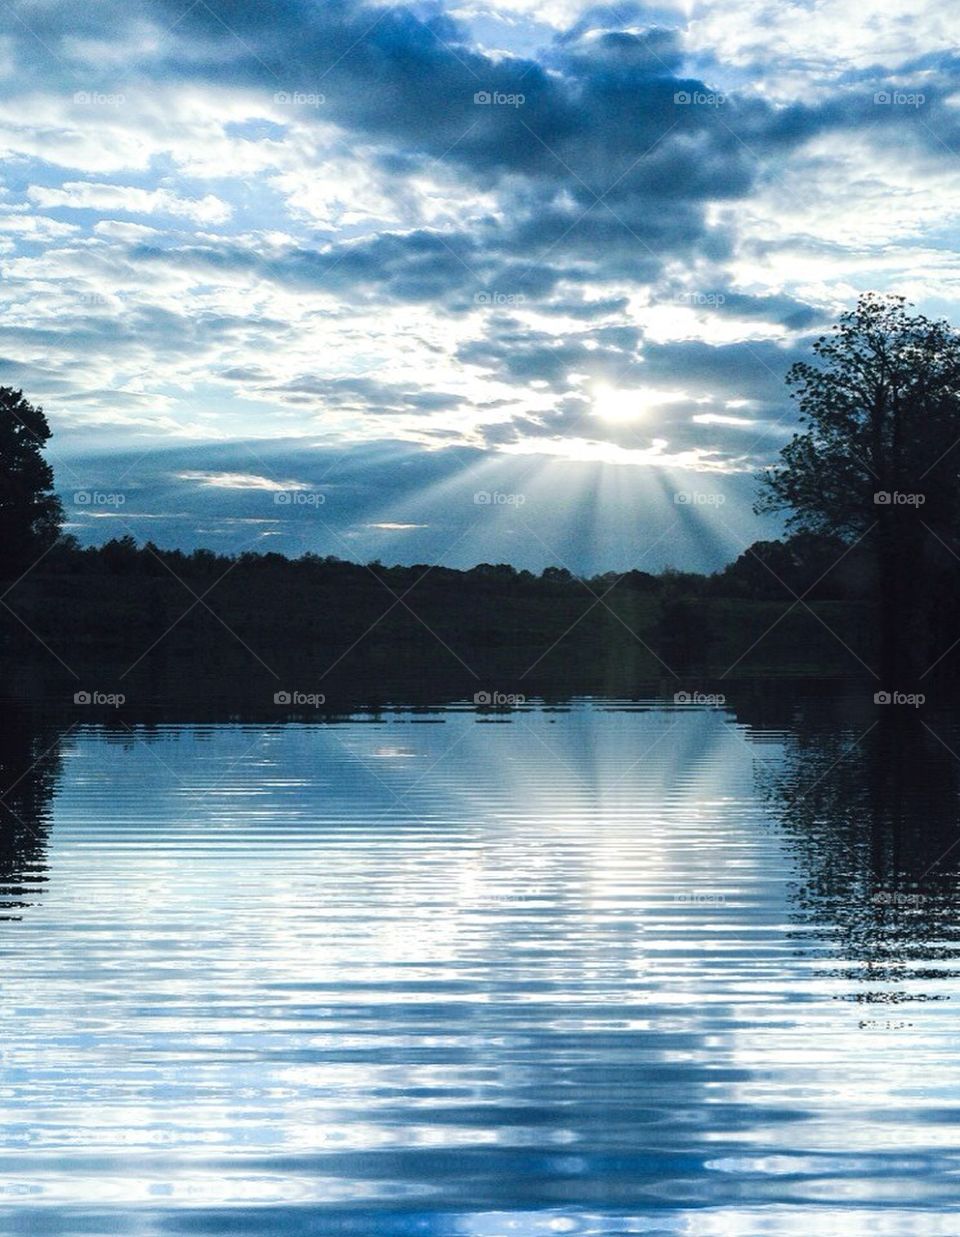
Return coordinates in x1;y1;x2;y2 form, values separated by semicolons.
1;689;959;1234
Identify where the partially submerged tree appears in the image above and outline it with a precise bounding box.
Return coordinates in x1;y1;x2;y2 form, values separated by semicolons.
757;294;960;681
0;388;63;580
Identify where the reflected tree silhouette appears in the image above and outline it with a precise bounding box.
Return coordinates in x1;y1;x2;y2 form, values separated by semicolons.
0;707;64;918
732;687;960;1000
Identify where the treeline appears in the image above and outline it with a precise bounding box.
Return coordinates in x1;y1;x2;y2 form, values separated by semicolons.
39;528;871;601
11;524;958;689
0;528;883;689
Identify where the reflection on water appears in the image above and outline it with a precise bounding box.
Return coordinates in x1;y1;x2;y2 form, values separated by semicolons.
0;694;959;1233
742;692;960;998
0;706;62;920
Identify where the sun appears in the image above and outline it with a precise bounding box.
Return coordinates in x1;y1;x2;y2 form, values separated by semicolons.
592;383;641;421
591;383;684;422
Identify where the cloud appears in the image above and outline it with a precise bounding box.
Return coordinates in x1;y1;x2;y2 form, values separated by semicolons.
176;471;311;491
28;181;232;224
366;521;429;529
0;0;955;573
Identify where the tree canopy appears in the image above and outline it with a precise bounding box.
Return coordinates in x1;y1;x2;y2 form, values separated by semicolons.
757;294;960;538
0;388;63;580
757;294;960;679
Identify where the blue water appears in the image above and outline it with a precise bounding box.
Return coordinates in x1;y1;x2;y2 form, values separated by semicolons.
1;695;960;1234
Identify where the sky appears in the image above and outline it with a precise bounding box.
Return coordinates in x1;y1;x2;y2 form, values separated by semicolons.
1;0;958;573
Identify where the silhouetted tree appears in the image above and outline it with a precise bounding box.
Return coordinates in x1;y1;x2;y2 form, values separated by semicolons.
541;566;574;585
100;535;141;575
712;531;861;601
757;294;960;681
0;388;63;580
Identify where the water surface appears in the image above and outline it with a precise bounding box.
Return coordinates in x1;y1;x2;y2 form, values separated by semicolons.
1;693;959;1234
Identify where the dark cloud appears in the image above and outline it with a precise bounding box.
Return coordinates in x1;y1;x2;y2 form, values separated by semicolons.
458;321;642;389
2;0;851;294
261;375;468;415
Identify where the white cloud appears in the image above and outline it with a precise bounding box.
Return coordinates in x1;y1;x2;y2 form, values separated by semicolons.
177;471;310;491
0;211;79;239
365;521;429;529
28;181;232;224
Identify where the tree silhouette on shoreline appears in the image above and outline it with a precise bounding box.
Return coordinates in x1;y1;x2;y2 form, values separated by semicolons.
757;294;960;683
0;388;62;581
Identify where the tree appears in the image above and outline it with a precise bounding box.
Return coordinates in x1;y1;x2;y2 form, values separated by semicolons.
756;294;960;681
100;535;141;575
712;531;859;601
0;388;63;580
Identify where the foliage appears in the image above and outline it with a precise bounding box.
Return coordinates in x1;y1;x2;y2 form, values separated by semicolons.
0;388;63;579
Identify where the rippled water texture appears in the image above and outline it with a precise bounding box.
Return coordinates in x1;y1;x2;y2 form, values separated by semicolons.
1;695;960;1234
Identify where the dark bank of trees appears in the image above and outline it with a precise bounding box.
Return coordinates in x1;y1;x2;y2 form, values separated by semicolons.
33;524;862;603
0;525;873;683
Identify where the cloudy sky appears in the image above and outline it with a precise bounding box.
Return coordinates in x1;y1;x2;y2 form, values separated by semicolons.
1;0;956;572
